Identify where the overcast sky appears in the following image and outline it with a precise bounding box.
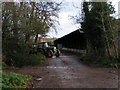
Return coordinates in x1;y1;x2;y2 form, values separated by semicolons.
47;0;120;38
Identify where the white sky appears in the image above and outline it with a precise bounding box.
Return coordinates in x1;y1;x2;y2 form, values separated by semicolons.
47;0;120;38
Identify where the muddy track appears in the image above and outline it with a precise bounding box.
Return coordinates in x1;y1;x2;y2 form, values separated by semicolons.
4;53;119;88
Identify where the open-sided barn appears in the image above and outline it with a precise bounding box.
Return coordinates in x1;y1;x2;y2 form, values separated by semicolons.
54;29;86;51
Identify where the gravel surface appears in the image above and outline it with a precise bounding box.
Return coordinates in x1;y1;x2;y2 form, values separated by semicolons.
4;53;119;88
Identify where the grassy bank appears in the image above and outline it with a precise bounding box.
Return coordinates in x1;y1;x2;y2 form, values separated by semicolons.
2;72;32;88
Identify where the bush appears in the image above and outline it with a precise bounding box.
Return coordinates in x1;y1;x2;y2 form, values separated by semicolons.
2;72;32;88
80;53;96;65
25;53;46;66
8;53;46;67
80;53;119;67
3;41;46;67
4;52;46;67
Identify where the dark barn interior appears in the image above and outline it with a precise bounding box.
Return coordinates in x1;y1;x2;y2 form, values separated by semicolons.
54;29;86;50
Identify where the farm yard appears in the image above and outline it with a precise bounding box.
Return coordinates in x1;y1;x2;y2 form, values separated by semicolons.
1;1;120;89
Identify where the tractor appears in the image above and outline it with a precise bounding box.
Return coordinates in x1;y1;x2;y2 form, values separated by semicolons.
30;42;60;58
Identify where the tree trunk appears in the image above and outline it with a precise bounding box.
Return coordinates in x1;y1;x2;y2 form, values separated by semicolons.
35;34;38;43
101;14;111;57
25;34;30;43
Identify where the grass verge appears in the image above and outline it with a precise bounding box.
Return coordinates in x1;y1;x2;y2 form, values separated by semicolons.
2;72;32;88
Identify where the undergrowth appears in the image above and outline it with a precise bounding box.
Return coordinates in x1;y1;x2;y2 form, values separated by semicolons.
4;53;46;68
80;53;119;67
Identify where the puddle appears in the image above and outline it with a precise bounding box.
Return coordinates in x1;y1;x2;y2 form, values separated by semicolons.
47;66;69;69
52;56;56;58
61;75;80;79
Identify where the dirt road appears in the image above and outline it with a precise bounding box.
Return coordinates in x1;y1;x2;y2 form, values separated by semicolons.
7;53;119;88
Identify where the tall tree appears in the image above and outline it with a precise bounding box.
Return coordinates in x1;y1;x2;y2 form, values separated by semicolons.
81;1;116;57
2;2;61;66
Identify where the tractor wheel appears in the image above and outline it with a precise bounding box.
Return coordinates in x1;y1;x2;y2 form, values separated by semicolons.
55;50;60;57
47;50;53;58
